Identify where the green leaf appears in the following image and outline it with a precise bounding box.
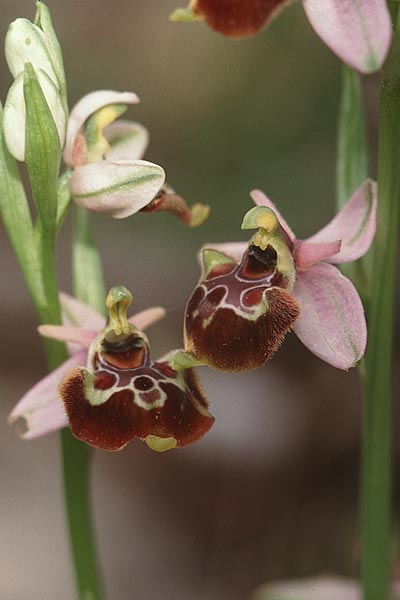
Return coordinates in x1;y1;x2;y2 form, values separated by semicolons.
24;61;61;234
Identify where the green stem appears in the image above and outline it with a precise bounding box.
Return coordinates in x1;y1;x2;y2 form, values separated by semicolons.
63;206;107;600
361;7;400;600
61;431;105;600
36;213;105;600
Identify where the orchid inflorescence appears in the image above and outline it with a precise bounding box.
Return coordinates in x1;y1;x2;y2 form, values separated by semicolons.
1;1;384;455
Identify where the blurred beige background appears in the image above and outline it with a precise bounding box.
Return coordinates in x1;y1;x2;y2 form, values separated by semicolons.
0;1;398;599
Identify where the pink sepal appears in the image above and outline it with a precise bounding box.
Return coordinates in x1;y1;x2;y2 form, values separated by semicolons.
129;306;166;330
38;325;97;349
303;0;392;74
64;90;139;166
293;262;367;370
305;180;377;264
294;239;341;270
250;189;296;241
60;292;105;330
8;351;87;439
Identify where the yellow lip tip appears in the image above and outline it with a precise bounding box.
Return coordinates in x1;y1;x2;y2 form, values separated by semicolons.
145;435;177;452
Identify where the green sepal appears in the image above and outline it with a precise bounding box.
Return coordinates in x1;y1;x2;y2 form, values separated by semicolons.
24;61;61;234
201;248;236;278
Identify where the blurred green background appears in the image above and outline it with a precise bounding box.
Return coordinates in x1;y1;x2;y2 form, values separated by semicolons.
0;1;396;599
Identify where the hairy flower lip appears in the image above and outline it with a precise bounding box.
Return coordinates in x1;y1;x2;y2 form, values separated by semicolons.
8;293;166;440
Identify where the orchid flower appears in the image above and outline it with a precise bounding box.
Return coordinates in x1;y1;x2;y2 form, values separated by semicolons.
171;0;392;75
9;287;214;451
64;90;209;224
184;179;376;372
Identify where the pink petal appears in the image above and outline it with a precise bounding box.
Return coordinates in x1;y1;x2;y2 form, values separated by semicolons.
60;292;105;330
129;306;166;330
250;189;296;241
8;351;87;439
305;180;377;264
294;239;341;270
200;241;247;264
70;159;165;219
63;90;140;166
292;262;367;370
104;120;149;161
38;325;97;349
303;0;392;74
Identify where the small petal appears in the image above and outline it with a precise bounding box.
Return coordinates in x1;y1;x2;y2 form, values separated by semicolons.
305;180;377;264
250;189;296;241
70;159;166;219
129;306;166;330
8;351;87;439
303;0;392;74
5;18;58;83
38;325;97;349
60;292;105;330
3;69;66;161
201;242;247;264
104;120;149;161
293;262;367;369
63;90;139;165
294;239;341;270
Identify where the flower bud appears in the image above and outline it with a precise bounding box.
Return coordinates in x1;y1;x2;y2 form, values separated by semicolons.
5;1;66;93
70;159;166;218
3;67;66;162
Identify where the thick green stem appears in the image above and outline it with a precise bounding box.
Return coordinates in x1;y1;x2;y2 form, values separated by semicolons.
361;8;400;600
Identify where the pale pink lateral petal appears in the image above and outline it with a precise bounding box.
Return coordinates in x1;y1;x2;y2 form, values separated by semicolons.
70;159;165;219
294;239;341;270
60;291;105;329
254;575;359;600
104;120;149;161
303;0;392;74
129;306;166;330
64;90;140;165
250;189;296;241
38;325;97;349
292;262;367;370
305;180;377;264
201;241;247;264
8;351;87;439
